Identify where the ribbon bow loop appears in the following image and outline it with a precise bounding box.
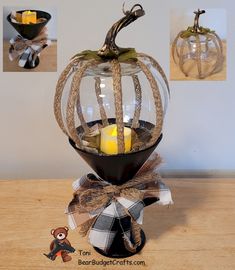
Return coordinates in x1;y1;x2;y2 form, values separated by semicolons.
78;180;144;213
104;184;120;196
25;40;33;47
8;27;51;68
79;188;110;212
120;187;144;201
66;153;173;253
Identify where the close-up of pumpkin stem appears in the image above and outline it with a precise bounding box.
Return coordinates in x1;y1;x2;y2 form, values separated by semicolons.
193;9;205;33
98;3;145;58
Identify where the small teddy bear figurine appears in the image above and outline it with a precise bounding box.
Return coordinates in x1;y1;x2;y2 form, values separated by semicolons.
44;226;75;262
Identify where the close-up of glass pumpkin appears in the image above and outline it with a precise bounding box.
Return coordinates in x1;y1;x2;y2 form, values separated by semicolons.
171;9;224;79
54;4;172;258
54;4;169;184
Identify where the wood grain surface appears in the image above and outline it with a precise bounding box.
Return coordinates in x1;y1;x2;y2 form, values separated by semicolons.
170;41;227;81
3;40;57;72
0;178;234;270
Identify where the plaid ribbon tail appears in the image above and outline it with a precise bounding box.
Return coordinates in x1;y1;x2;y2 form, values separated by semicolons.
88;199;143;252
156;180;173;205
9;45;19;61
66;173;173;252
8;30;51;67
18;47;32;67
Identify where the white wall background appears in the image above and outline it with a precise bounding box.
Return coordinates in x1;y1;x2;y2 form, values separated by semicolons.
0;0;234;179
3;6;57;40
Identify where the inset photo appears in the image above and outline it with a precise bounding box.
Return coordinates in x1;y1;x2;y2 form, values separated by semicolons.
170;9;226;81
3;7;57;72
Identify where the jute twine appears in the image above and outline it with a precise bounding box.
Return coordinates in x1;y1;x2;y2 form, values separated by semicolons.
95;77;109;127
137;53;170;95
78;180;144;250
74;153;162;250
54;58;81;137
172;32;223;79
75;154;162;214
55;54;168;153
171;31;184;64
111;59;125;153
136;59;163;147
179;38;187;76
66;59;98;147
131;75;142;129
206;33;223;75
129;218;142;249
213;32;223;55
195;35;202;78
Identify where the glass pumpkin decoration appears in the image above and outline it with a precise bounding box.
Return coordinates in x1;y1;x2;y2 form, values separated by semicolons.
54;4;170;257
54;4;169;183
172;9;223;79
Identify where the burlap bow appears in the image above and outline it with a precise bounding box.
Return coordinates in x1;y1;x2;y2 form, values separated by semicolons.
77;174;154;212
66;154;173;253
9;27;51;68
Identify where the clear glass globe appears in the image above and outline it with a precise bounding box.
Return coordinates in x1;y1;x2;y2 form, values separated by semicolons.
173;33;223;79
59;56;169;155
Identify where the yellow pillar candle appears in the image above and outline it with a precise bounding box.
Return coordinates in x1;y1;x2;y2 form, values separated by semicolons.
22;10;37;24
100;124;131;155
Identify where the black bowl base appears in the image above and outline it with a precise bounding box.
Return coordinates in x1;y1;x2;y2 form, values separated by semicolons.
70;118;163;184
7;10;51;40
93;230;146;258
23;56;39;69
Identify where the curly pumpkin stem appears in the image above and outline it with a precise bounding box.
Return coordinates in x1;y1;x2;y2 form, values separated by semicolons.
193;9;205;33
98;4;145;58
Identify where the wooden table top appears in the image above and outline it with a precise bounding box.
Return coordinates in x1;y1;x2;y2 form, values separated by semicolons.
3;40;57;72
0;178;234;270
170;41;227;81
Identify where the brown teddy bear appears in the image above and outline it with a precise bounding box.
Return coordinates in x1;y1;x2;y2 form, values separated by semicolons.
44;226;75;262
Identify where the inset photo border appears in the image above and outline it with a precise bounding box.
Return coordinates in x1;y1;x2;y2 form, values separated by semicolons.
3;6;57;72
170;8;227;81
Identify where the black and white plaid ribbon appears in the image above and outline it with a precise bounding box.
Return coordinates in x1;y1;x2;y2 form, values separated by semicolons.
9;28;51;68
66;172;173;252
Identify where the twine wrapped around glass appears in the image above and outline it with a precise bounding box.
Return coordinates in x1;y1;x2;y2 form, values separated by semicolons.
172;9;223;79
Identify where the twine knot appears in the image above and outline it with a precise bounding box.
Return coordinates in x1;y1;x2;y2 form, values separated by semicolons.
103;184;120;196
25;40;33;46
78;182;142;212
66;153;173;253
8;27;51;68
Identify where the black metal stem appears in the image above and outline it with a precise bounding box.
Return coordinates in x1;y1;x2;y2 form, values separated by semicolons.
98;4;145;57
193;9;205;33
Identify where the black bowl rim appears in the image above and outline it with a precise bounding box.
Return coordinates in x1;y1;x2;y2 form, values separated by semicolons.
69;133;163;158
7;10;51;26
